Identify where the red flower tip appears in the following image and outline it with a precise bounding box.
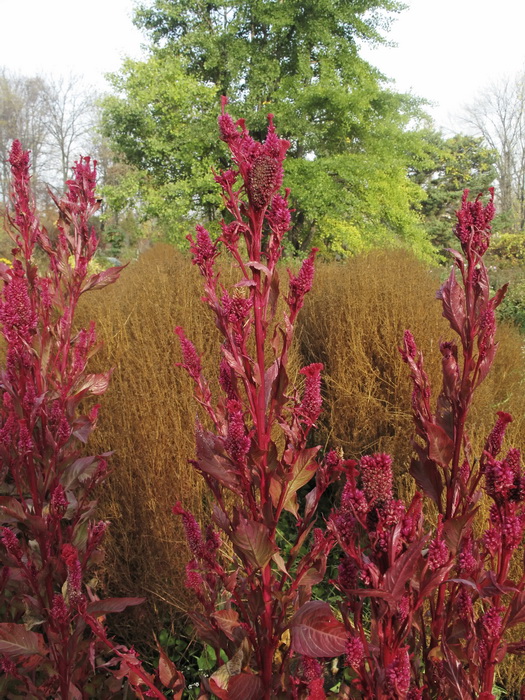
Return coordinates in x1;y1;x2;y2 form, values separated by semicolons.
172;502;184;516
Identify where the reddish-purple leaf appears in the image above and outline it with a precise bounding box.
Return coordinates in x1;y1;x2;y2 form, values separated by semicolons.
289;601;347;658
81;265;124;293
227;673;264;700
71;415;95;443
73;371;113;397
441;642;472;698
156;644;185;696
0;497;27;522
346;589;395;605
209;646;245;697
270;446;319;516
476;341;498;388
436;393;454;440
86;598;145;616
0;623;47;659
230;518;278;569
195;425;240;488
211;609;241;641
442;510;477;555
246;260;271;277
61;455;99;489
437;268;466;338
418;561;456;605
409;456;443;506
492;283;508;309
384;536;428;603
424;419;454;467
505;591;525;630
264;360;279;408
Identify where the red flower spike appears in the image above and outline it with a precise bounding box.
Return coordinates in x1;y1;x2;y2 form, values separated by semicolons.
454;188;495;256
0;141;166;696
298;363;323;425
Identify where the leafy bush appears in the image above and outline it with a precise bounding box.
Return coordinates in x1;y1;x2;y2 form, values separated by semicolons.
0;142;176;698
174;106;525;700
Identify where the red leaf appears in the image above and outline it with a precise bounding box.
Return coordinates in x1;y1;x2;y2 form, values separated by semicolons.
156;645;185;696
437;268;466;338
230;518;278;569
71;415;95;443
86;597;145;616
442;510;477;555
424;419;454;467
73;371;113;397
384;536;428;603
0;497;27;522
442;643;472;698
492;283;508;309
209;646;245;696
61;455;99;490
211;609;241;641
505;590;525;630
246;260;271;277
81;265;124;293
289;601;347;658
270;446;319;516
409;456;443;506
195;425;240;489
0;623;47;659
476;341;497;388
227;673;264;700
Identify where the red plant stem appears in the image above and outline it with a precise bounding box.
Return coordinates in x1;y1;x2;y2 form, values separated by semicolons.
85;617;167;699
252;261;276;697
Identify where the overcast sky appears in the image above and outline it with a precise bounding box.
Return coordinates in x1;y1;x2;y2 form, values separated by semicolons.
1;0;525;134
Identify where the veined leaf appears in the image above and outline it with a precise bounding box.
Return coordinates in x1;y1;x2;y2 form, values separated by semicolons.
270;446;320;516
195;424;240;489
506;591;525;630
424;419;454;467
230;518;278;569
409;456;443;506
0;623;46;659
211;609;241;641
81;265;124;294
86;597;145;616
289;601;347;658
384;536;427;603
156;642;185;696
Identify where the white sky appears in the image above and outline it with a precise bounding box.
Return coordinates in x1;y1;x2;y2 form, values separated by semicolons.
1;0;525;134
361;0;525;133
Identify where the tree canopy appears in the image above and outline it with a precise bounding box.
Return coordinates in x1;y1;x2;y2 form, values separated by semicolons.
101;0;444;259
409;132;497;252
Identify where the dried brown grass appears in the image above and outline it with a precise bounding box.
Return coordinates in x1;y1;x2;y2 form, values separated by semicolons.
299;248;525;692
79;245;524;687
77;245;223;643
78;244;300;645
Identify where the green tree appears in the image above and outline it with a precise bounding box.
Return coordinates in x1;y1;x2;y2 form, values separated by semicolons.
102;0;435;259
409;131;497;252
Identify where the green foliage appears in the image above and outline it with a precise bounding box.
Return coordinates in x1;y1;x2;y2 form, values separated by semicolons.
101;55;221;242
101;0;436;259
409;131;497;251
489;232;525;265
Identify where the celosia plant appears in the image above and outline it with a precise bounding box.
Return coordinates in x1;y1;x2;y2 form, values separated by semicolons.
0;142;179;699
304;189;525;699
174;99;342;699
400;189;525;699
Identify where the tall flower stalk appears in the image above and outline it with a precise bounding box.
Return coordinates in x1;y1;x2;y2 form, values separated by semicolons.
174;99;341;699
0;142;175;699
400;189;525;698
292;189;525;699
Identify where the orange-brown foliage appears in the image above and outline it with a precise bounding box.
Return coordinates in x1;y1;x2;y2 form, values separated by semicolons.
80;245;525;687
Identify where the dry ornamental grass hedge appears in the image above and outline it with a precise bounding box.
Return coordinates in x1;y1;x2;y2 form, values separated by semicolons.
79;244;525;691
